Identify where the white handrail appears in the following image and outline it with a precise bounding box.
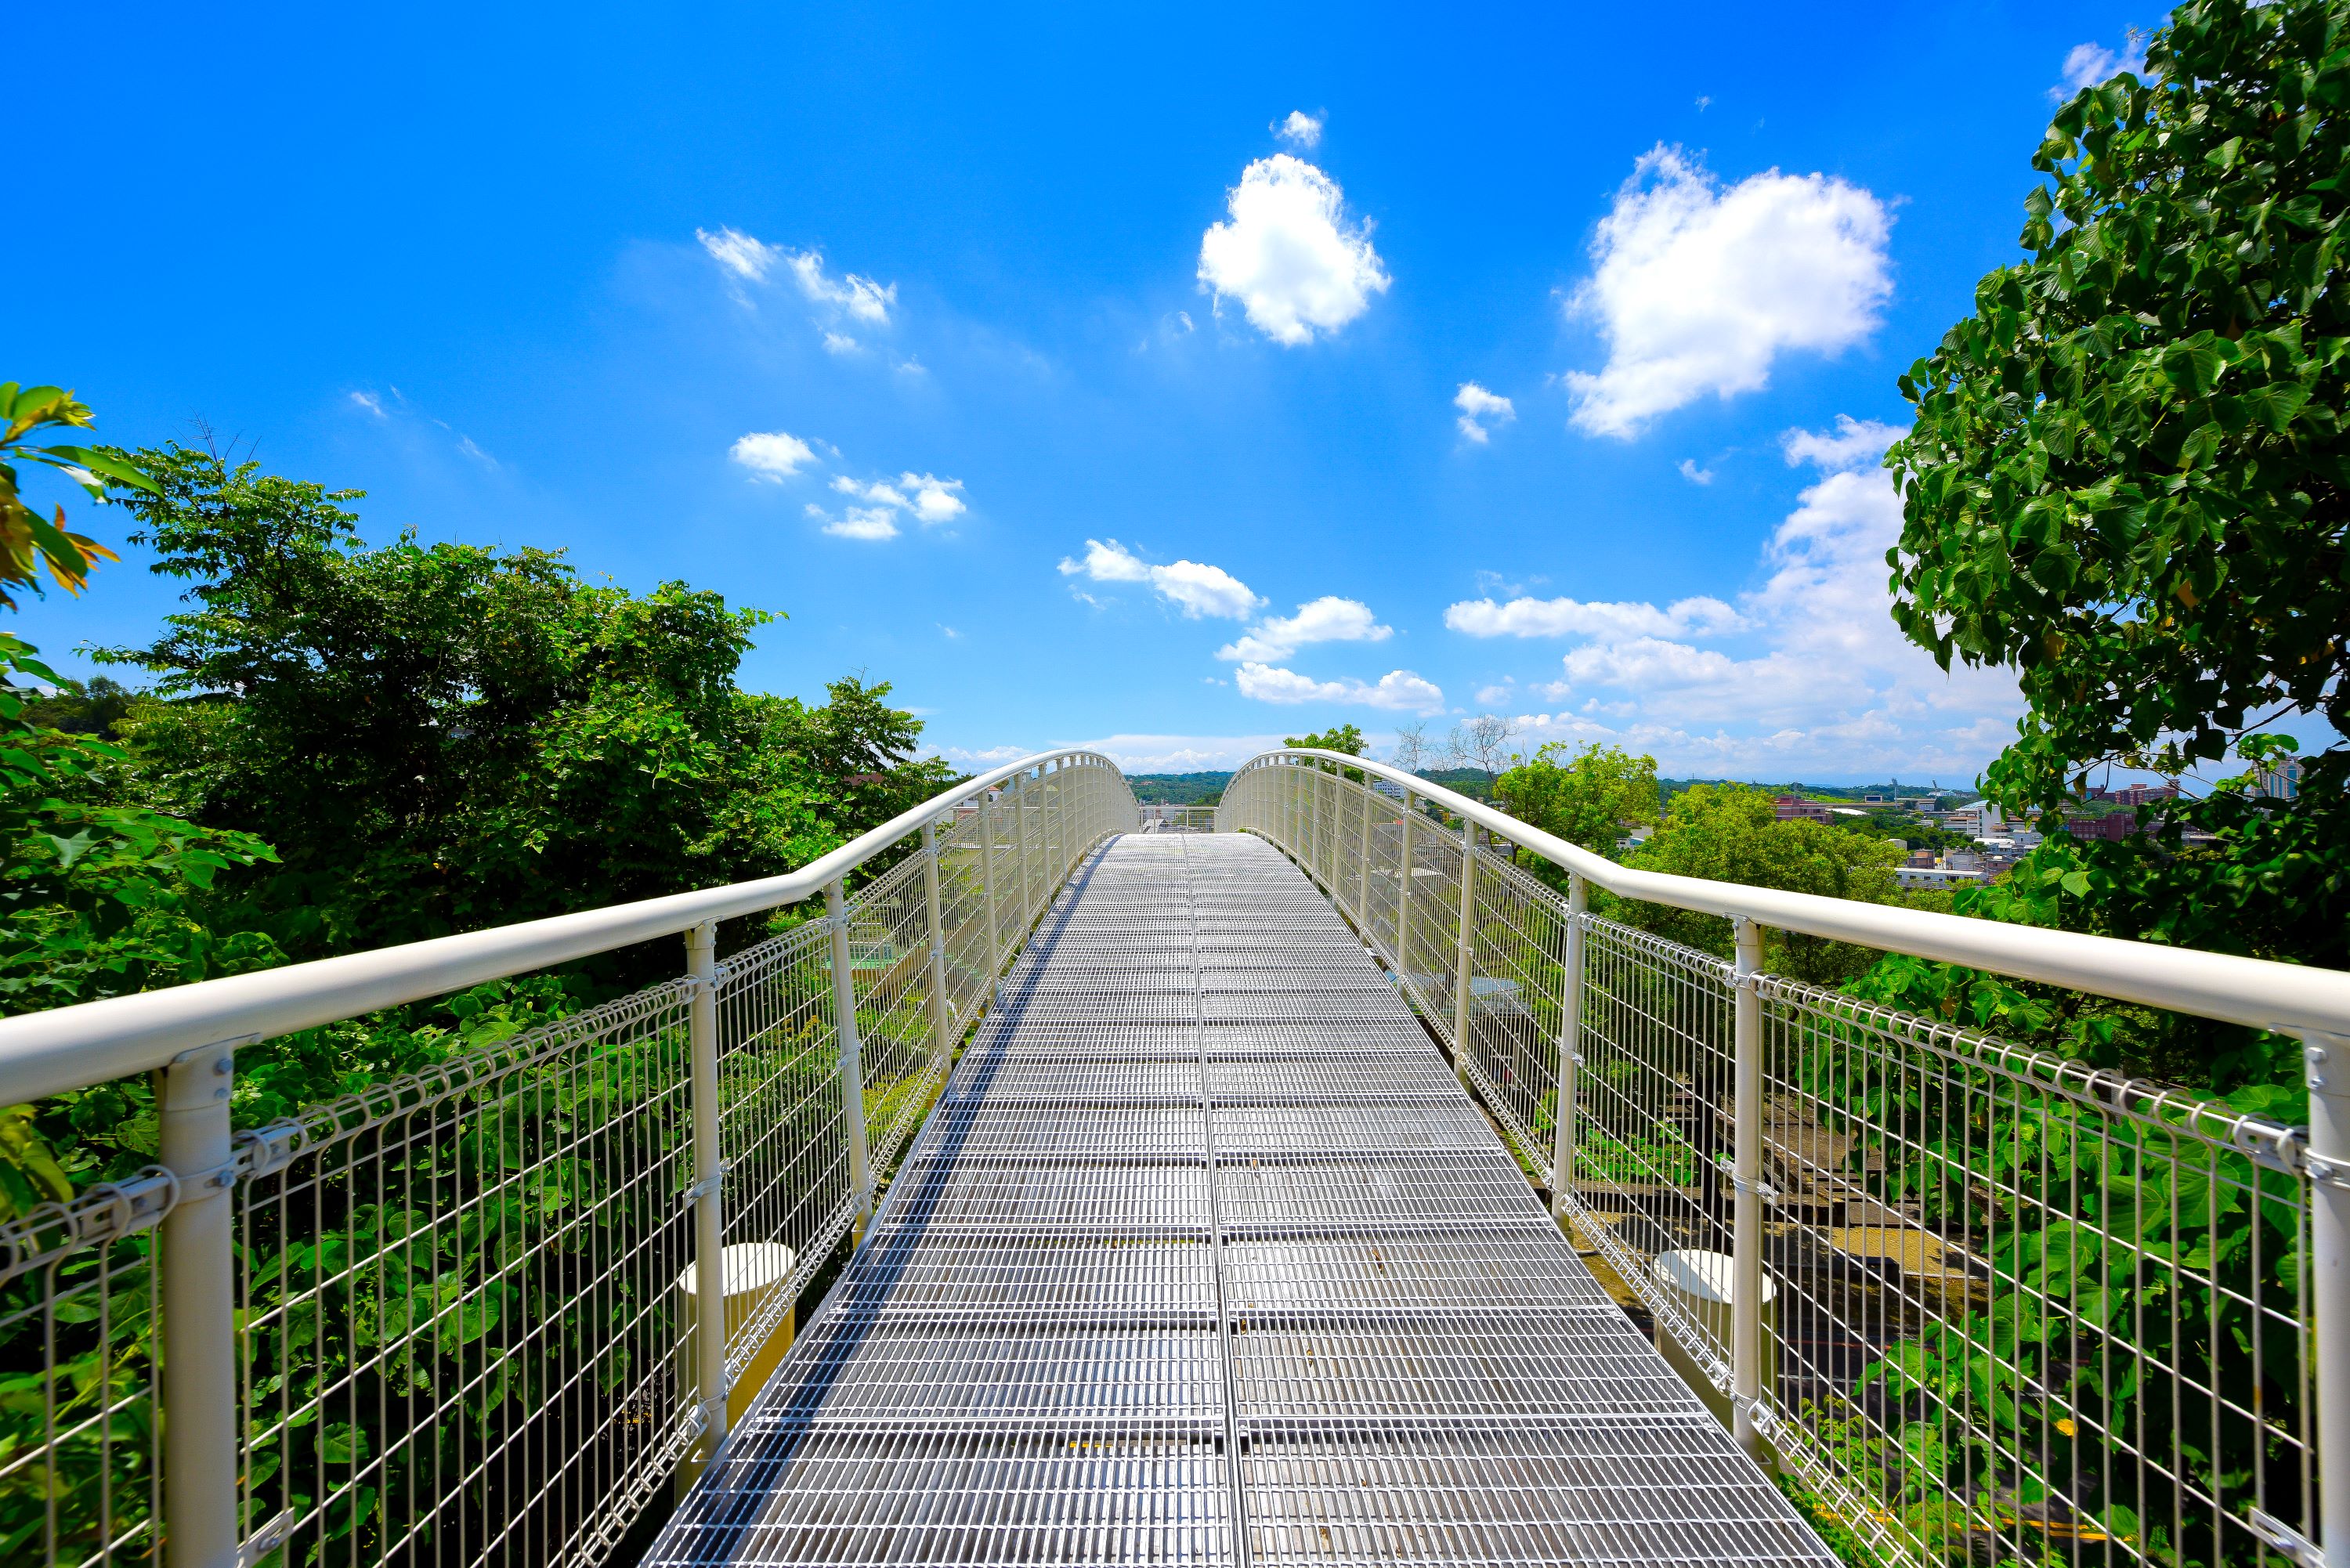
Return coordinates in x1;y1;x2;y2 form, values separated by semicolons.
0;750;1121;1104
1246;748;2350;1039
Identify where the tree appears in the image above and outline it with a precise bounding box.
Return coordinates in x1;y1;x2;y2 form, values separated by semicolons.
1618;784;1901;986
95;446;953;961
1447;712;1520;786
0;383;148;609
1885;0;2350;990
1284;724;1365;756
1389;720;1434;775
1494;742;1661;873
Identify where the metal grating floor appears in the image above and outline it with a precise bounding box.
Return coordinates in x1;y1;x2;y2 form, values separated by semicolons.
646;834;1836;1567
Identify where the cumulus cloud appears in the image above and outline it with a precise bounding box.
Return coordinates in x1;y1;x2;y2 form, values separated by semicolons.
1067;734;1290;772
1455;414;2021;775
812;504;900;541
1562;146;1893;437
1679;458;1715;486
697;227;898;343
898;472;967;522
1198;154;1391;345
1216;596;1392;662
1058;539;1263;620
1455;383;1516;443
731;430;819;480
1444;594;1745;640
1782;414;1901;472
2054;36;2146;99
1274;110;1324;148
1235;663;1444;713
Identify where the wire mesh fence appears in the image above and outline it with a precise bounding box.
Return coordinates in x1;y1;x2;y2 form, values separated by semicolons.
1219;752;2323;1568
0;755;1137;1568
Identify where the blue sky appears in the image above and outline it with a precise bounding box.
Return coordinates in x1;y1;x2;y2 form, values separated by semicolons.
15;3;2159;783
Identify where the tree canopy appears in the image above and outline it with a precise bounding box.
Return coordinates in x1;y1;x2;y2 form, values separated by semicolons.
1886;0;2349;976
1493;742;1661;865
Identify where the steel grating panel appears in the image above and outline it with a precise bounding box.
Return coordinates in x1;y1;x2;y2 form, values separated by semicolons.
646;833;1837;1568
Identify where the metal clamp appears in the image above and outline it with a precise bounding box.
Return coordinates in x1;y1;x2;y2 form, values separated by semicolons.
1730;1173;1781;1201
2250;1509;2325;1568
236;1508;296;1568
2302;1154;2350;1193
682;1160;732;1205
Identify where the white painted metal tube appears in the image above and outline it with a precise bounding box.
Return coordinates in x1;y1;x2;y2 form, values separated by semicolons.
978;792;1001;1003
0;750;1115;1104
825;879;873;1240
1550;875;1585;1220
1256;749;2350;1039
685;920;728;1458
2305;1031;2350;1568
1396;793;1415;972
920;821;953;1075
1730;916;1765;1459
159;1042;240;1568
1452;816;1476;1089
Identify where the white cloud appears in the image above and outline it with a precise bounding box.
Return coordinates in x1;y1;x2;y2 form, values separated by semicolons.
825;470;967;527
818;506;900;541
1235;663;1445;713
1058;538;1263;620
1454;382;1516;443
1679;458;1715;485
697;226;777;280
783;249;896;325
1461;415;2021;775
2054;37;2146;99
1216;596;1391;662
822;331;860;355
1781;414;1901;472
1445;594;1745;640
1275;110;1324;149
731;430;819;481
1562;146;1893;437
1198;154;1391;346
349;391;386;418
898;472;967;523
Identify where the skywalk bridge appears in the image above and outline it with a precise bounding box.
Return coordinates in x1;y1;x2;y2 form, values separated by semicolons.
652;833;1828;1566
4;749;2348;1568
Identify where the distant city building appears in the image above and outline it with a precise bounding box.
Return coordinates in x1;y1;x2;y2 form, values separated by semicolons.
1906;848;1936;868
1898;865;1986;888
1773;795;1833;824
2061;810;2136;842
2101;782;2178;809
2258;757;2305;801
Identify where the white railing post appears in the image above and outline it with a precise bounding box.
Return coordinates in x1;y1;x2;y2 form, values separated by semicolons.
2305;1030;2350;1568
825;878;873;1240
1397;792;1416;974
1452;815;1477;1090
978;792;1002;1005
159;1039;240;1568
1354;778;1371;931
921;820;953;1077
1550;875;1586;1220
1730;915;1766;1460
684;919;728;1460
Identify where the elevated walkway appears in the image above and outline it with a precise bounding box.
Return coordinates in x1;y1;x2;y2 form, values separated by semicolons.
647;834;1835;1566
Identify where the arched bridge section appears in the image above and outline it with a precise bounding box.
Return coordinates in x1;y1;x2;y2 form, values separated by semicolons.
647;832;1835;1567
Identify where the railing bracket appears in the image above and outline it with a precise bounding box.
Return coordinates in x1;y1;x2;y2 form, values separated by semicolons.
682;1160;732;1205
236;1508;296;1568
2251;1509;2326;1568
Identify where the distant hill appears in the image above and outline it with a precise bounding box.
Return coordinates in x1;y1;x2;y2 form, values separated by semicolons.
1127;771;1231;804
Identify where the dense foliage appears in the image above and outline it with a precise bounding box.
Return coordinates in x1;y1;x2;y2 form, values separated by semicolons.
1886;0;2349;983
1493;742;1661;875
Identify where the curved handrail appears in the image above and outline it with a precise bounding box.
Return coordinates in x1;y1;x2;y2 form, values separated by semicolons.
0;750;1128;1103
1229;748;2350;1039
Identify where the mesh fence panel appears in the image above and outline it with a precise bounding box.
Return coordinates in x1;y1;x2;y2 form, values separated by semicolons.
4;757;1137;1568
1220;753;2319;1568
0;1174;174;1568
